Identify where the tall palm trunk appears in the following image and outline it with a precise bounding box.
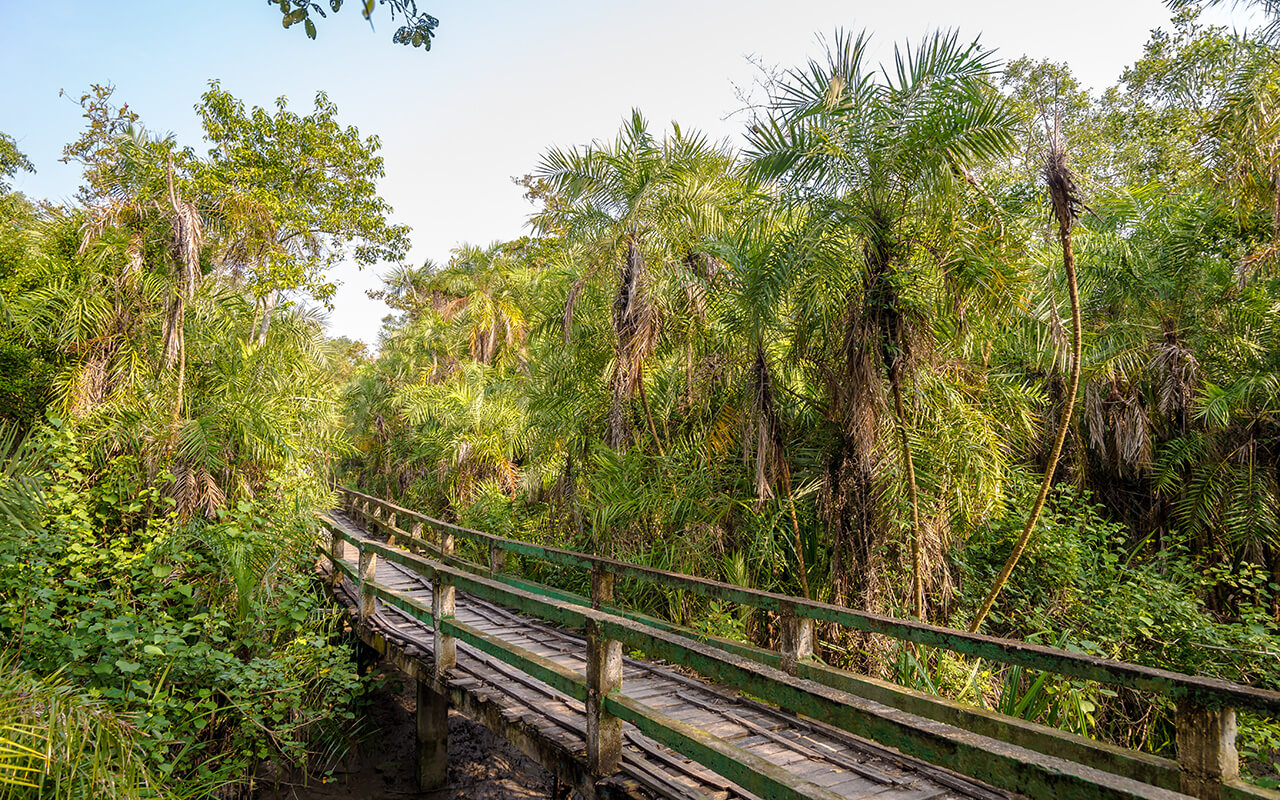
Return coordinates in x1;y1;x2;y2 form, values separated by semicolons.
782;469;811;600
636;364;666;457
163;156;202;444
609;234;662;452
751;348;809;598
826;316;882;608
891;376;924;619
607;236;643;449
970;139;1083;633
254;292;276;346
865;219;925;619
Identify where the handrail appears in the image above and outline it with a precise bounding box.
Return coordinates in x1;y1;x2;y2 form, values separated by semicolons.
320;515;1231;800
325;522;849;800
335;484;1280;717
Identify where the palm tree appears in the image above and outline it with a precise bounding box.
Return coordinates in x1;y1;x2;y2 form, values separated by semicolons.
428;242;531;368
534;111;740;453
746;29;1016;616
1209;44;1280;270
56;92;205;437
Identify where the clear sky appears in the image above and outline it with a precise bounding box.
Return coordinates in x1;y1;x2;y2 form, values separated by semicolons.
0;1;1259;345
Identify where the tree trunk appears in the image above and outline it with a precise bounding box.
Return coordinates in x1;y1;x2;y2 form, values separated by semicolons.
161;293;185;371
783;470;811;600
637;365;666;457
607;235;646;450
892;377;924;620
255;292;277;346
970;142;1083;633
172;320;186;438
752;348;810;599
825;327;882;609
164;155;201;454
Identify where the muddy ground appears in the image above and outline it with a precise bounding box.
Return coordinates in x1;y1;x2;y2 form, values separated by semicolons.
259;666;557;800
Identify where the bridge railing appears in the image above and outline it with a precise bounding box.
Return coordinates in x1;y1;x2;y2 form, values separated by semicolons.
328;484;1280;800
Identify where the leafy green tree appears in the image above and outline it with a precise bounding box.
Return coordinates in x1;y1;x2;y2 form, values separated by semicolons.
197;82;410;343
0;85;370;795
272;0;440;50
0;133;33;193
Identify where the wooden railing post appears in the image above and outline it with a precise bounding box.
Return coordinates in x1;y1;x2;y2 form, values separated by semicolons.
411;519;423;545
433;528;456;676
489;541;506;576
779;602;814;677
327;527;345;588
1177;699;1238;800
591;563;614;610
587;563;621;775
386;511;398;547
357;546;378;622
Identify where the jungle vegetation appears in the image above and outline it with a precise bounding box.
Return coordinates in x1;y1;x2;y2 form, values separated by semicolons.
2;5;1280;797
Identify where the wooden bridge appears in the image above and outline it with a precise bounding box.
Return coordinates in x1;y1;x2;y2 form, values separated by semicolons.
318;486;1280;800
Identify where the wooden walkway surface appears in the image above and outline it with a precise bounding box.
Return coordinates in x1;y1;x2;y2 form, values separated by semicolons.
324;510;1017;800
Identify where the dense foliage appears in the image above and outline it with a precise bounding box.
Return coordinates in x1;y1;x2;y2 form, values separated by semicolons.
341;11;1280;786
0;84;396;797
3;4;1280;796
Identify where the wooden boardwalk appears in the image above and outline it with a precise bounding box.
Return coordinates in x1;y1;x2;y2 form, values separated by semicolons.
325;510;1014;800
320;488;1280;800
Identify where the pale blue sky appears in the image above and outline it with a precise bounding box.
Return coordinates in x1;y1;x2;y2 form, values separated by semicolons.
0;1;1259;344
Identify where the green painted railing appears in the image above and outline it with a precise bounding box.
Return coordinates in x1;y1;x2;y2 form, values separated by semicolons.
326;485;1280;800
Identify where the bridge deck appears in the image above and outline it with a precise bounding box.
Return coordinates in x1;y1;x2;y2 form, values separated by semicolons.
325;511;1018;800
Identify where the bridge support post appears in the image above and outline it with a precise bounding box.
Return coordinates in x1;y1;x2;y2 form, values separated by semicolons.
779;603;814;676
411;519;423;546
416;678;449;791
586;617;622;776
433;529;457;675
1176;700;1238;800
587;563;621;775
357;549;377;622
386;512;397;547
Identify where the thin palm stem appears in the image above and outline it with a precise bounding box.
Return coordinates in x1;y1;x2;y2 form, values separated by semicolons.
893;379;925;619
970;146;1083;633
